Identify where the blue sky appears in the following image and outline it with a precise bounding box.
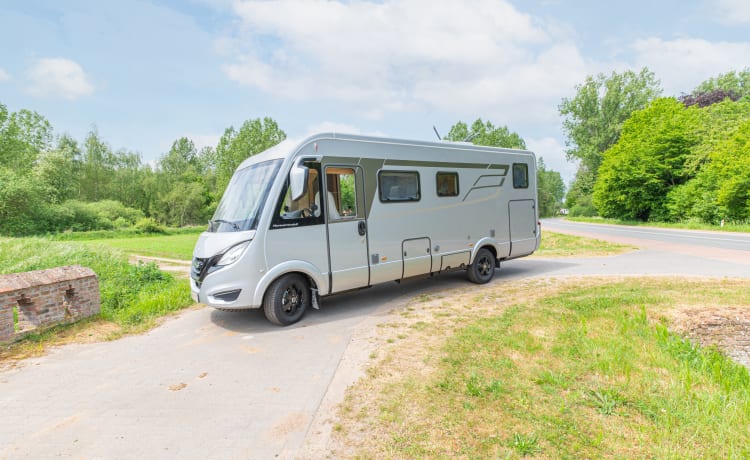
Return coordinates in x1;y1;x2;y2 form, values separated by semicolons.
1;0;748;184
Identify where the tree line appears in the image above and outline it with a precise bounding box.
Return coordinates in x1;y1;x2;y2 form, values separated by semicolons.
561;68;750;224
0;105;564;236
0;106;285;236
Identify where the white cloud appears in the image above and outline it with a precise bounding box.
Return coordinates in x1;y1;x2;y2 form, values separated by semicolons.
222;0;587;122
0;68;10;82
632;38;750;95
26;58;95;100
716;0;750;24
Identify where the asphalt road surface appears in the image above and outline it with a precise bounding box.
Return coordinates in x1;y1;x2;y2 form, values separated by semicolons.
1;220;749;459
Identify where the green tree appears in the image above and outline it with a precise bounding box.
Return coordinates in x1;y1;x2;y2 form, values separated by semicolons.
161;137;198;179
159;182;207;227
0;105;53;172
536;158;565;217
33;150;79;204
559;68;661;212
215;118;286;191
0;169;52;235
151;137;216;226
693;68;750;100
667;113;750;223
445;118;526;149
593;98;700;221
79;127;116;201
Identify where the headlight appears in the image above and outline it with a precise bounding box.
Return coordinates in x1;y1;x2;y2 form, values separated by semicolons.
216;241;251;267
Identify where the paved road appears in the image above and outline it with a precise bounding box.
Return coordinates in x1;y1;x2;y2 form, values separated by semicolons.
542;218;750;269
1;221;749;459
543;218;750;252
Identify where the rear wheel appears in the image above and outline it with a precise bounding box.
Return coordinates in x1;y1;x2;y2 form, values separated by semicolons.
263;274;310;326
467;248;496;284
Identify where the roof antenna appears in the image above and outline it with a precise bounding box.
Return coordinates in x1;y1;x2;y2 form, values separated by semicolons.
432;125;442;141
463;131;478;143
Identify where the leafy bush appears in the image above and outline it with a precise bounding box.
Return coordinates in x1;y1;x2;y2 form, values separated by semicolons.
0;169;51;236
86;200;145;225
134;217;166;234
569;195;597;217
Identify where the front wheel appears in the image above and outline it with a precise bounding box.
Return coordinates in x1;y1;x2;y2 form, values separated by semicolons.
263;274;310;326
467;248;496;284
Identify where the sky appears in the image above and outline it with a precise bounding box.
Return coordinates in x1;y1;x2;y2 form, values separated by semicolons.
1;0;748;185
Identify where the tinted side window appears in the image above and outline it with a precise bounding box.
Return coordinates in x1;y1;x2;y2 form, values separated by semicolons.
512;163;529;189
436;172;459;197
379;171;420;202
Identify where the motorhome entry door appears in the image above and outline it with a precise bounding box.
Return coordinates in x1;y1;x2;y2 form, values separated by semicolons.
326;166;370;293
508;199;537;257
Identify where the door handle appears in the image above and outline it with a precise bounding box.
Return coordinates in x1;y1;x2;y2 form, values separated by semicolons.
358;220;366;236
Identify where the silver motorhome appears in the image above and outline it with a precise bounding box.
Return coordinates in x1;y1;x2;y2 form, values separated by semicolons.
191;133;540;325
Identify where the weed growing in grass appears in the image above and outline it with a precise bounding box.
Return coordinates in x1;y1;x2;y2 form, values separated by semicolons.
510;432;541;456
587;388;625;415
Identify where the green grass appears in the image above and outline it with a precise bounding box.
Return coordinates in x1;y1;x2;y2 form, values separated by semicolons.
535;230;635;257
343;278;750;458
77;233;201;260
48;225;205;241
0;238;193;335
567;216;750;233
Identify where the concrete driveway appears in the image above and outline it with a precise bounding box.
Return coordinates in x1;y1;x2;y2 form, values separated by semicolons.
2;221;749;459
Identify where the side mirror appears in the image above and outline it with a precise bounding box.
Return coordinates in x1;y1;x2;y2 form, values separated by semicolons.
289;162;309;201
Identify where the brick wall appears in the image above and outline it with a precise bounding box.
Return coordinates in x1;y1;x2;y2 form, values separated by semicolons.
0;265;100;343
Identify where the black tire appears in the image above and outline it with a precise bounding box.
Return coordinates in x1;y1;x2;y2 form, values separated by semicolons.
467;248;496;284
263;274;310;326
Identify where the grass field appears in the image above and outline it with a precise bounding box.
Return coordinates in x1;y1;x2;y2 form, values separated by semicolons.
78;233;201;260
535;231;635;257
335;277;750;458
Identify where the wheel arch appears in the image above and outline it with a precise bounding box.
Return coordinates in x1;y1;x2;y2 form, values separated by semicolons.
471;238;499;263
253;260;327;307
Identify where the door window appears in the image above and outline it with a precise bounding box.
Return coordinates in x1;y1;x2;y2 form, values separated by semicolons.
325;167;358;221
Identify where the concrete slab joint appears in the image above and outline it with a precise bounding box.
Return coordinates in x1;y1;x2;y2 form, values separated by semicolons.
0;265;100;343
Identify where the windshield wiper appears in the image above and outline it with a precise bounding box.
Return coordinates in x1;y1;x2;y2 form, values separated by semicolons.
209;219;240;231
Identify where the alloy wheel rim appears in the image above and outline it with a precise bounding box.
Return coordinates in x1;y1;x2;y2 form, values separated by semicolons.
282;285;301;315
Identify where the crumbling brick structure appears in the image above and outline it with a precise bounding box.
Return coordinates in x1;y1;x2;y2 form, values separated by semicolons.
0;265;100;343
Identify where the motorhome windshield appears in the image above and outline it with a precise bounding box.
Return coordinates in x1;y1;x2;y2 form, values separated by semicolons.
209;159;283;232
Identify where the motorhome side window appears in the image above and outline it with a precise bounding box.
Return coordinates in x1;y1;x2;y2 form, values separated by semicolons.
272;166;324;228
325;167;358;220
379;171;420;202
436;172;459;197
513;163;529;189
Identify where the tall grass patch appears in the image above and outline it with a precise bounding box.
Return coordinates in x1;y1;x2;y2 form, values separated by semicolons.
0;238;192;332
343;279;750;458
535;230;635;257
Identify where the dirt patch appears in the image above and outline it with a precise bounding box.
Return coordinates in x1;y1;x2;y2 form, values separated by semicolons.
129;255;191;277
668;305;750;369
